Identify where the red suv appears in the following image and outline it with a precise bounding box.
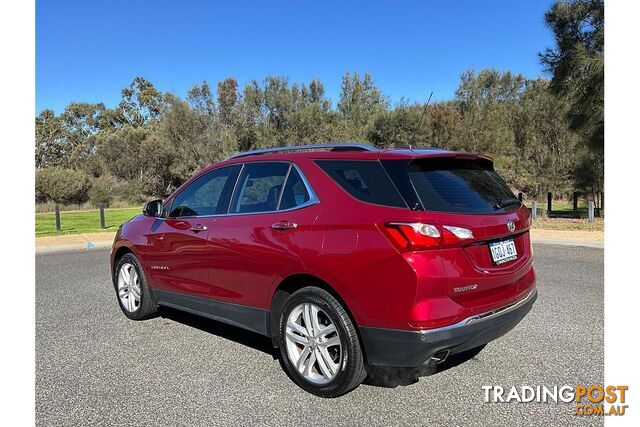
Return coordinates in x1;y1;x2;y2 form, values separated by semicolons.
111;143;537;397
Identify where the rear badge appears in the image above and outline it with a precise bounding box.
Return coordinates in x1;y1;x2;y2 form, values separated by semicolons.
150;265;169;270
453;284;478;293
507;220;516;232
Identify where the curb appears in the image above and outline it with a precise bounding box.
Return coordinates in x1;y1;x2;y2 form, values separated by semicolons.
36;241;113;254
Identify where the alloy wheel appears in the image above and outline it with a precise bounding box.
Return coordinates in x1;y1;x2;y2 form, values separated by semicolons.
285;303;343;384
117;262;141;313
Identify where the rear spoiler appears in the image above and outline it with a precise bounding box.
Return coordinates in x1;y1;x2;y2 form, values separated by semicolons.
409;150;494;167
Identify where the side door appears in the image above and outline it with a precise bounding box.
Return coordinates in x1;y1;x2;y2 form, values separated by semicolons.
145;165;240;312
207;162;321;312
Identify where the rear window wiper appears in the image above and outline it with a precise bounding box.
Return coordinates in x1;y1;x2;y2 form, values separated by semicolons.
494;197;521;210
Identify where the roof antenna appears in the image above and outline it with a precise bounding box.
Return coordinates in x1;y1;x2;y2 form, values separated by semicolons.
410;91;433;149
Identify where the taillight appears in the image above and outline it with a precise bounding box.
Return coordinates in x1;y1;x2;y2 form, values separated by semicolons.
383;222;474;251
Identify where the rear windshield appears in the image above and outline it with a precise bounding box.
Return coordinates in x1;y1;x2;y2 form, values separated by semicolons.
400;158;519;214
314;160;406;208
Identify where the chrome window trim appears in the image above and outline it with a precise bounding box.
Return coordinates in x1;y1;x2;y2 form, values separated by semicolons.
159;161;319;220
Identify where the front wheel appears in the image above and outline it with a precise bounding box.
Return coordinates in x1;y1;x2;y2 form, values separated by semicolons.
278;287;367;397
114;253;158;320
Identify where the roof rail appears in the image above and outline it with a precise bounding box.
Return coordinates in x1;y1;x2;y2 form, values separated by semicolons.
226;142;378;160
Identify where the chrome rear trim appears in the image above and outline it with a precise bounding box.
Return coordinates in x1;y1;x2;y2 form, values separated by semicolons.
420;287;537;335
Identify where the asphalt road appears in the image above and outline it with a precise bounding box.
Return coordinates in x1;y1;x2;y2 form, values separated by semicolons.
36;244;603;426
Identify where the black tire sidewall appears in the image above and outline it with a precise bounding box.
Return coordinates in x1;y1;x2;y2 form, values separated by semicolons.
114;253;155;320
278;287;365;397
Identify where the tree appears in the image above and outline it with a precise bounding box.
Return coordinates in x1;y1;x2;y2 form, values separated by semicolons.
574;147;604;206
35;167;91;204
423;103;462;150
97;124;175;196
454;69;526;180
513;79;579;197
35;69;600;205
262;76;293;136
235;81;267;151
338;72;388;137
187;81;216;117
88;176;113;207
35;109;67;168
119;77;164;127
160;94;235;183
217;78;238;125
367;104;430;148
540;0;604;152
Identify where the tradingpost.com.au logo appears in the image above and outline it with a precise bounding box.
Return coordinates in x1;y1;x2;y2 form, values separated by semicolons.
482;385;629;416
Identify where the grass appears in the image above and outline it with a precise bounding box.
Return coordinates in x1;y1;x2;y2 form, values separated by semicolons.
36;207;141;237
531;218;604;231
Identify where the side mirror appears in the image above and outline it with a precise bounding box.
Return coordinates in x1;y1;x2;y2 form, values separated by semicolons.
143;199;163;217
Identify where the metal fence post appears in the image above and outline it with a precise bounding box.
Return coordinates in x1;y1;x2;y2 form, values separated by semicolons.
588;200;594;223
99;203;106;229
55;204;61;232
547;192;552;215
531;201;537;221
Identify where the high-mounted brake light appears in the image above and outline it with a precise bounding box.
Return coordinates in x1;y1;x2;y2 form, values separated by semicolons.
383;222;475;251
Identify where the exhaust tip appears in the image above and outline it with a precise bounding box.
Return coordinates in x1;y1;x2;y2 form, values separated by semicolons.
430;349;450;364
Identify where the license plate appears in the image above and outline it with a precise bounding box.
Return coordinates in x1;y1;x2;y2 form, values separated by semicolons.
489;239;518;265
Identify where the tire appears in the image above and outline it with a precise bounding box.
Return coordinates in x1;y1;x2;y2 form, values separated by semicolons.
113;253;158;320
278;287;367;397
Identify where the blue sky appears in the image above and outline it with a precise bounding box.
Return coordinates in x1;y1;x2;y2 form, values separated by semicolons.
36;0;555;114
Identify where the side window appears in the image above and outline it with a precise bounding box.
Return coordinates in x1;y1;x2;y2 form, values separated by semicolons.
169;166;234;217
231;162;290;213
279;167;311;210
314;160;406;208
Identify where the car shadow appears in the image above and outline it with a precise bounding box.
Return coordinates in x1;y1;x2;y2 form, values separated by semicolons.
158;306;483;390
363;345;486;388
158;306;277;358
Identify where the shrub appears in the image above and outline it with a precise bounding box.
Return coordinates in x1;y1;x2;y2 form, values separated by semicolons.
88;177;113;207
35;167;91;204
117;178;146;204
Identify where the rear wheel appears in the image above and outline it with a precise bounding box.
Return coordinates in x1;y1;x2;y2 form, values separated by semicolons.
278;287;367;397
114;253;158;320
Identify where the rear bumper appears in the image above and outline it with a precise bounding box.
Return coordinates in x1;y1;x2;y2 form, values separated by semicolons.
360;287;538;367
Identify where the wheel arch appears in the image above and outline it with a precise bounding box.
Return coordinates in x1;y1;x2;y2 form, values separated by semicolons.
111;244;138;283
268;273;361;351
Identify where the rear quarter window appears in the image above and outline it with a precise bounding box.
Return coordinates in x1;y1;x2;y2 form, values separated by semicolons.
314;160;406;208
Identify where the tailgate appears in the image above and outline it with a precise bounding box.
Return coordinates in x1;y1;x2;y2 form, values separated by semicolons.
383;154;537;310
412;206;534;309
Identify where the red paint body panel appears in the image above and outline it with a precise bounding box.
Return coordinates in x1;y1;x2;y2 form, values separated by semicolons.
111;147;535;334
206;203;322;308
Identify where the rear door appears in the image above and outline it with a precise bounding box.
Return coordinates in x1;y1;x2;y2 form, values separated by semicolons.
383;156;534;307
206;162;321;310
144;165;240;307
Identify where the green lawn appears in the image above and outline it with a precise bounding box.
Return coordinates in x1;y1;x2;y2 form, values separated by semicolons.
532;218;604;231
36;207;141;237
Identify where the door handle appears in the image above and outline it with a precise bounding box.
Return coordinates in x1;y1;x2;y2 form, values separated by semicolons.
271;221;298;231
190;224;208;232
